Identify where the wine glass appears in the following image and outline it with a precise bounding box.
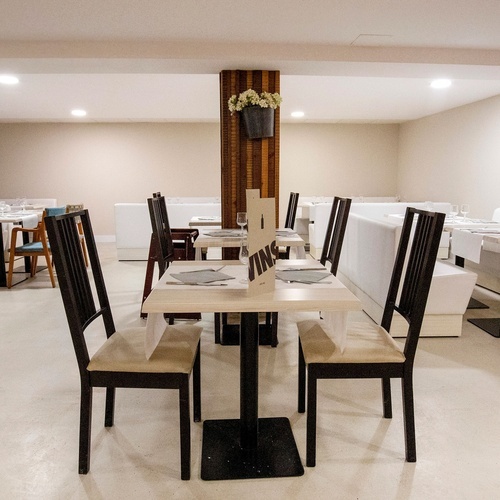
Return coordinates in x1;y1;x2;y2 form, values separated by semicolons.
0;201;6;216
239;238;249;283
236;212;247;235
449;204;459;220
460;204;470;221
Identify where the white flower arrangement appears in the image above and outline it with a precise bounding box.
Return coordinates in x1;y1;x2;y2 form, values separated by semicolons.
228;89;282;114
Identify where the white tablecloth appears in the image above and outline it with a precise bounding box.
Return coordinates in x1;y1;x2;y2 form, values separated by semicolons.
452;228;500;263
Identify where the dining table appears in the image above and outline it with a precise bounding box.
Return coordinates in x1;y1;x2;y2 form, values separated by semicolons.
0;211;41;287
142;259;361;480
451;227;500;337
193;228;306;261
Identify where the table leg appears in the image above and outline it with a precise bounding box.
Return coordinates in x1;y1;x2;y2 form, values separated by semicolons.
200;311;304;480
0;222;6;287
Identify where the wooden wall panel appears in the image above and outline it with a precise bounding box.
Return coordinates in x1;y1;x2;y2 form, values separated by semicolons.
220;70;280;259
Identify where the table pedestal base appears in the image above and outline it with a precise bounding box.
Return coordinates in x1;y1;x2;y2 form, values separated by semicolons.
468;318;500;338
221;324;274;346
201;418;304;480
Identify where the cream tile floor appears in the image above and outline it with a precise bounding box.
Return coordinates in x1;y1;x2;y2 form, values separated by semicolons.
1;245;500;499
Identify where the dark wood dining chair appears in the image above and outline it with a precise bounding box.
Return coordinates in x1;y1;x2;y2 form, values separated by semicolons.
45;209;202;480
141;195;201;322
319;196;351;274
297;207;445;466
278;191;300;259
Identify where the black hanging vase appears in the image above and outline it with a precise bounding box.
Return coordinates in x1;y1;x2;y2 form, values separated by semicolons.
241;107;275;139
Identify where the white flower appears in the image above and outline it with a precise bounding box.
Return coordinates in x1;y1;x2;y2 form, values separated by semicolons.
228;89;282;115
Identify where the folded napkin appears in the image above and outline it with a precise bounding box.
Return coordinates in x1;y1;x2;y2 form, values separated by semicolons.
276;270;331;283
275;229;297;236
170;270;235;284
204;230;241;238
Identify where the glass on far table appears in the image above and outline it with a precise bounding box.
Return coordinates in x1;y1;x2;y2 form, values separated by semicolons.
460;204;470;221
449;204;459;220
236;211;247;235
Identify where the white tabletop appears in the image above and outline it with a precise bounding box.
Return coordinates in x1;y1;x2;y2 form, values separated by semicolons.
193;228;306;259
188;216;222;227
143;259;360;358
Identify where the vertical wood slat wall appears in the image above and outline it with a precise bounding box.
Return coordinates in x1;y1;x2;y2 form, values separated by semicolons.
220;70;280;258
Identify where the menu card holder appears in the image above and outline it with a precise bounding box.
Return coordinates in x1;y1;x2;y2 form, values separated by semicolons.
246;189;276;296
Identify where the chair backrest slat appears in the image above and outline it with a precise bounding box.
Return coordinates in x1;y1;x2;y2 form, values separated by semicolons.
380;207;445;361
147;195;175;275
45;210;115;375
284;192;299;230
320;197;351;274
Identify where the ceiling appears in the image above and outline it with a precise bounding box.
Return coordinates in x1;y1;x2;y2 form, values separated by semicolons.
1;0;500;123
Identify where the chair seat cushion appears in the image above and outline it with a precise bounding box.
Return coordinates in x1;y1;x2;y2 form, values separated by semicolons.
15;241;46;252
298;320;405;364
88;324;202;373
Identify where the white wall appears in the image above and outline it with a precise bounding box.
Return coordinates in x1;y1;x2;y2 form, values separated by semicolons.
280;123;399;218
398;95;500;219
0;122;400;236
0;123;221;235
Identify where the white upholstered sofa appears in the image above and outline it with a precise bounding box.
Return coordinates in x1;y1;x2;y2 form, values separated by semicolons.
114;197;220;260
308;201;477;337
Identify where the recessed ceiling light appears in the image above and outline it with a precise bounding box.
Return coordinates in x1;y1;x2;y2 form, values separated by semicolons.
71;109;87;117
0;75;19;85
430;79;452;89
291;111;305;118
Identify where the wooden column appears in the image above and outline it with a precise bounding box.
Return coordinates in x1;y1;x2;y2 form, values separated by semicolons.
220;70;280;258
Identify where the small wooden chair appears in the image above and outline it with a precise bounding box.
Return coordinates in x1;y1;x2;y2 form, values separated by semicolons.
7;206;66;288
45;209;202;479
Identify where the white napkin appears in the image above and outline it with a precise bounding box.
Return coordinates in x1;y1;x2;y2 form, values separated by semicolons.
451;229;484;263
321;311;348;353
145;313;168;359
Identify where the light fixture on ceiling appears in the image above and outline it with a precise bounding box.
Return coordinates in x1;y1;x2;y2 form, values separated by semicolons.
0;75;19;85
291;111;305;118
71;109;87;117
430;79;452;89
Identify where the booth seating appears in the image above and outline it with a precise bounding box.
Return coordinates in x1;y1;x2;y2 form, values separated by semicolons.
336;212;477;337
308;201;452;259
114;198;220;260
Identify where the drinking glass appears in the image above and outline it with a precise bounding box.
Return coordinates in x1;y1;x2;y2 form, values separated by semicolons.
460;204;470;221
449;205;459;220
236;212;247;235
239;238;249;283
0;201;6;216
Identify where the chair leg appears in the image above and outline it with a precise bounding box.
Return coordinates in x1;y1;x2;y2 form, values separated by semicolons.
31;256;38;277
7;247;16;288
306;367;318;467
193;343;201;422
79;385;93;474
44;251;56;287
104;387;115;427
298;339;306;413
382;377;392;418
402;374;417;462
271;312;279;347
140;236;157;319
179;376;191;480
214;313;221;344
